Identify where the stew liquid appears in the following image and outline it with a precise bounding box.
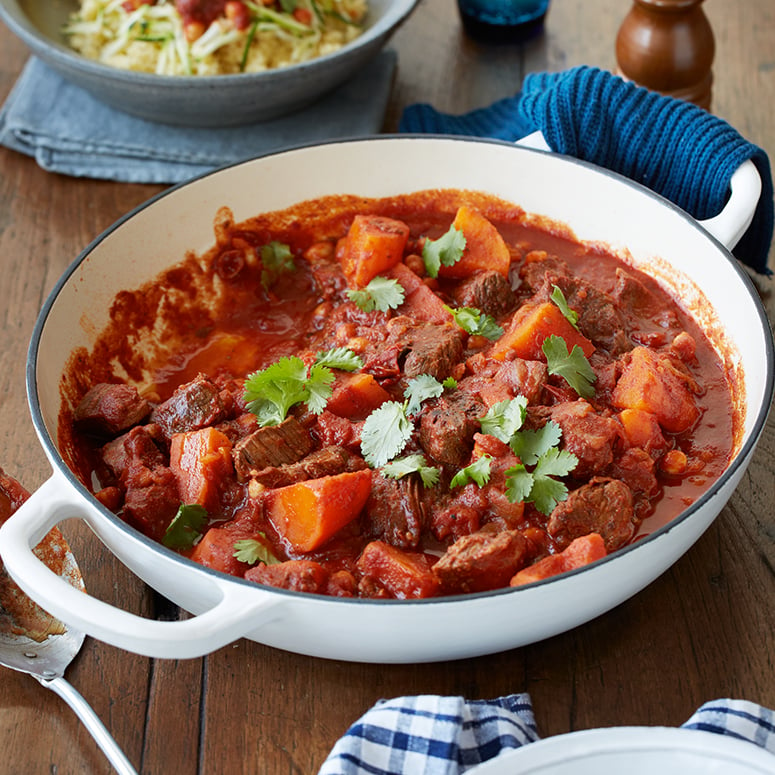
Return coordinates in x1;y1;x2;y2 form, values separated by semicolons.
60;189;737;599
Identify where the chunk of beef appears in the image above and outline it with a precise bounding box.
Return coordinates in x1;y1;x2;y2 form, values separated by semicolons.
419;390;487;467
608;447;659;496
74;383;151;437
518;253;570;292
433;529;529;593
232;417;313;480
151;374;230;438
363;474;429;549
548;400;622;478
452;270;515;318
102;425;166;481
494;358;548;405
547;477;636;552
252;445;366;489
245;560;356;597
537;275;630;355
402;324;464;381
121;464;180;543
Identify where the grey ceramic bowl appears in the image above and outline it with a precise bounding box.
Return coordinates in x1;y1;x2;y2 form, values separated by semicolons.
0;0;418;127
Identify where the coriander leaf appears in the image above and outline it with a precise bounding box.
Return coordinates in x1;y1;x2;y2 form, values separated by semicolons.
381;454;440;488
163;504;207;550
542;335;596;399
442;376;458;390
533;446;579;479
361;401;413;467
404;374;444;416
530;475;570;516
550;284;580;330
505;464;534;504
509;420;563;466
233;537;280;566
346;276;406;313
305;363;336;414
480;397;528;443
260;241;295;289
314;347;363;372
422;225;467;279
244;356;310;425
450;454;493;488
445;305;504;341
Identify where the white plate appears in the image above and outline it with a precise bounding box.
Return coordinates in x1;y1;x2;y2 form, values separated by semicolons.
469;727;775;774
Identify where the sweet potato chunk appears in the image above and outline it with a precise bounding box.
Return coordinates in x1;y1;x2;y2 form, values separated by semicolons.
326;372;391;420
170;427;234;514
267;469;372;552
191;525;254;576
510;533;607;586
439;206;511;279
357;540;441;599
612;347;700;433
491;301;595;361
339;215;410;287
618;408;667;453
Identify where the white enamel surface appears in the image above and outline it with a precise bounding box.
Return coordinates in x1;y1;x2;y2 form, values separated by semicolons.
467;727;775;774
1;137;772;662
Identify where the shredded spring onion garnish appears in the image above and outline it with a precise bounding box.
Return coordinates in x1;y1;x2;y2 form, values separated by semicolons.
63;0;366;76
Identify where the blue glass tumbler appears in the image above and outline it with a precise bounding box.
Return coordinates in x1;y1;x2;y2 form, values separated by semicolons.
457;0;550;43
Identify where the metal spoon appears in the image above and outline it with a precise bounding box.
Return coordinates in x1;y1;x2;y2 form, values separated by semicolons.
0;470;138;775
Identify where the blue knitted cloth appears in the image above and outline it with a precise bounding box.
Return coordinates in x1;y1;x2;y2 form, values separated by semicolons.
400;66;773;276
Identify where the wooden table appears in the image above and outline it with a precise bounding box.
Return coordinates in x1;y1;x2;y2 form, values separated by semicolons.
1;1;774;772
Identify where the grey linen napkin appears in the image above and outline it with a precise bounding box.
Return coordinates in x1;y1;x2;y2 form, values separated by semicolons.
0;50;397;184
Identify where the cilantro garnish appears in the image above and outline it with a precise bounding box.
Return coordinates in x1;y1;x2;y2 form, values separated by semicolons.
445;305;504;340
361;401;413;467
244;348;362;426
313;347;364;372
450;454;493;488
505;446;579;515
260;241;295;289
381;454;440;488
163;504;207;550
480;397;528;443
550;285;580;331
542;335;596;399
233;537;280;566
346;276;406;313
508;420;562;465
404;374;446;416
442;376;458;390
422;225;467;278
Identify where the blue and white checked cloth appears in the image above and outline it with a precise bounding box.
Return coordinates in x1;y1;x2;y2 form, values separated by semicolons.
318;694;775;774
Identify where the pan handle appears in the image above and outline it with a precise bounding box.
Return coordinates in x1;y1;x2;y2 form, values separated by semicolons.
0;472;283;659
515;131;761;251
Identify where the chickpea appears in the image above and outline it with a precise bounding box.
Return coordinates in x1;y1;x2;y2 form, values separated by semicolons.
404;253;425;276
660;449;688;476
304;241;335;264
671;331;697;362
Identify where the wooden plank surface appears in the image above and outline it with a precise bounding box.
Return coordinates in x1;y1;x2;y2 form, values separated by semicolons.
0;1;773;772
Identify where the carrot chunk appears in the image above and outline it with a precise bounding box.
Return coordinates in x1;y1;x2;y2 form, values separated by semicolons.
439;205;511;279
510;533;607;586
357;540;442;599
326;372;391;420
191;525;253;576
612;346;700;433
267;469;372;553
491;301;595;361
169;427;234;513
339;215;410;288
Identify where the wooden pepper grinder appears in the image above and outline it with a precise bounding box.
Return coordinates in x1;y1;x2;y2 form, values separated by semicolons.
615;0;715;110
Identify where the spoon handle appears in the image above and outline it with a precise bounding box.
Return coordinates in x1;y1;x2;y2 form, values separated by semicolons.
38;675;139;775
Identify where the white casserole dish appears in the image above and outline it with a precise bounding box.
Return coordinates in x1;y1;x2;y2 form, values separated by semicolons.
0;135;771;662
